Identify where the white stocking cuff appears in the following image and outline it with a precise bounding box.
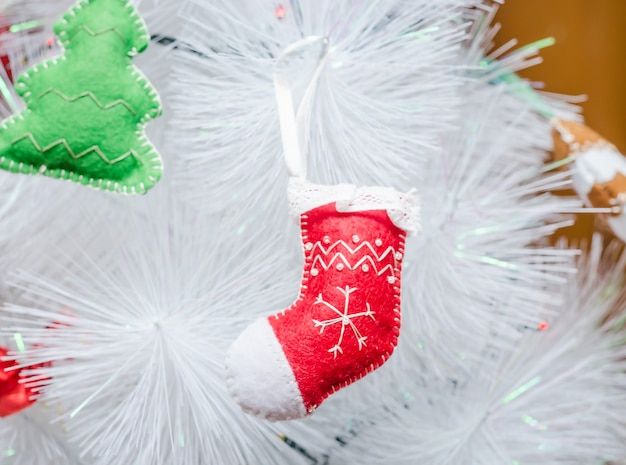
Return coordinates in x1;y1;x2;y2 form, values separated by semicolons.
287;177;421;235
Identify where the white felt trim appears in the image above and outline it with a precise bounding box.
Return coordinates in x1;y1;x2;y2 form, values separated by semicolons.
572;148;626;197
287;177;421;235
225;318;307;421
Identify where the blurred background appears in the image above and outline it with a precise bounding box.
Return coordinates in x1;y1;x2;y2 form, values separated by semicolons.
495;0;626;241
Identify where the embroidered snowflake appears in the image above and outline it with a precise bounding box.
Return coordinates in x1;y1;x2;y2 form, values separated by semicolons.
312;286;376;358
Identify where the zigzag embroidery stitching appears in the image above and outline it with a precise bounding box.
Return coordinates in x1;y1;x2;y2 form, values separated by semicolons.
309;240;397;276
11;132;140;165
310;240;396;263
311;253;395;277
68;25;127;44
0;154;153;194
37;89;138;116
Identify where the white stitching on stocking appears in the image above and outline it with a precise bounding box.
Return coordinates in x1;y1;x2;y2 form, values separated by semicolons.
312;286;376;358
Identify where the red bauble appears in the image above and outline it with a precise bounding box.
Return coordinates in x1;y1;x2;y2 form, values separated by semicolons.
0;346;39;417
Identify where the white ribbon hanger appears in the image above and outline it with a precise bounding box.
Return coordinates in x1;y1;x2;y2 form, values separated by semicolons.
273;36;329;180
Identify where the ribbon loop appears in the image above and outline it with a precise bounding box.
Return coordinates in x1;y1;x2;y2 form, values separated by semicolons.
274;36;329;179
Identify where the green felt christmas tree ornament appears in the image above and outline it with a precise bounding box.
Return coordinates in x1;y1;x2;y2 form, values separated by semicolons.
0;0;163;194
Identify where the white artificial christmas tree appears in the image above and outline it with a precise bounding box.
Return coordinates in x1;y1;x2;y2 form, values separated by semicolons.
0;1;624;464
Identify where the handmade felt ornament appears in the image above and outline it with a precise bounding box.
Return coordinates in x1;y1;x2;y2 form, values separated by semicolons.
225;37;420;421
0;0;163;194
551;119;626;242
488;62;626;242
0;345;45;417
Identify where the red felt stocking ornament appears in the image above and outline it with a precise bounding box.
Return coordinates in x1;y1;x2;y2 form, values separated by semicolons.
225;37;420;421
